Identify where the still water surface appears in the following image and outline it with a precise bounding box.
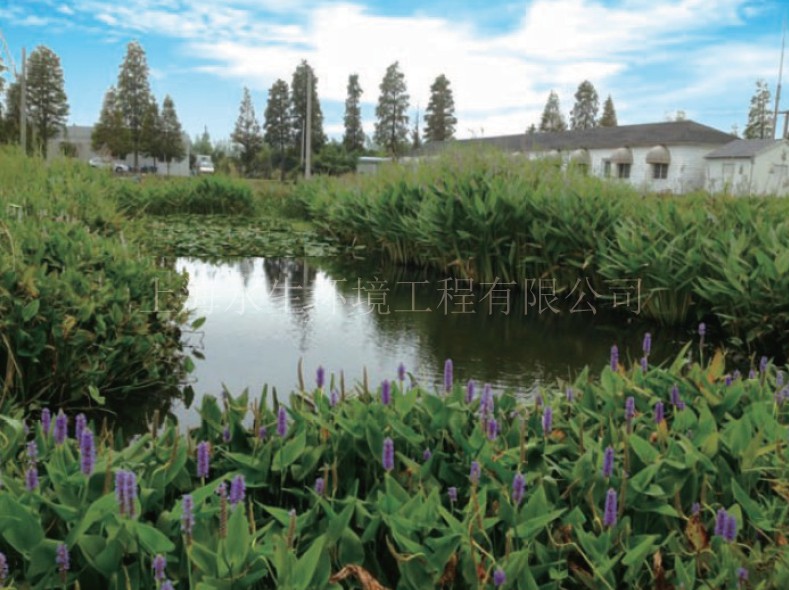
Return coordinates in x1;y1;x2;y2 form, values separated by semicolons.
173;257;686;427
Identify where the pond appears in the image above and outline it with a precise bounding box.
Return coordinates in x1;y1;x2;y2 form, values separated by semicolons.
172;256;691;428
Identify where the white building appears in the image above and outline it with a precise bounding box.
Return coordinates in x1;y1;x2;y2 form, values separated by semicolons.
415;121;737;194
48;125;192;177
704;139;789;196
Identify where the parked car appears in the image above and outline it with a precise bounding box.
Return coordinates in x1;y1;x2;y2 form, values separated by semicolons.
194;154;215;175
89;157;129;173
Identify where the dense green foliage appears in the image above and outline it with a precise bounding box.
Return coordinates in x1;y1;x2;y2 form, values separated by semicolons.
115;176;256;216
0;344;787;588
0;148;189;409
25;45;69;157
297;149;789;351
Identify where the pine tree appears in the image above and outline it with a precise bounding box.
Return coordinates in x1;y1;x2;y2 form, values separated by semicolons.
116;41;154;169
424;74;457;142
160;95;185;175
570;80;599;130
599;95;618;127
412;108;422;150
263;79;292;180
25;45;69;157
744;79;774;139
539;91;566;132
193;126;212;155
3;81;24;147
374;61;410;157
139;97;162;164
92;86;129;158
231;87;264;175
290;60;326;159
526;123;537;134
342;74;365;153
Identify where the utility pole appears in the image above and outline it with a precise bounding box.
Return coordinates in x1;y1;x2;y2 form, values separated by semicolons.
305;67;312;179
774;18;786;139
20;46;26;150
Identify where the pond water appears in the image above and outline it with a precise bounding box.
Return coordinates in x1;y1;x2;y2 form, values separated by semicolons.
172;257;691;428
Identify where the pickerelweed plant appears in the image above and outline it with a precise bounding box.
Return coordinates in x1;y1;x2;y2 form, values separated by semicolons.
0;339;787;588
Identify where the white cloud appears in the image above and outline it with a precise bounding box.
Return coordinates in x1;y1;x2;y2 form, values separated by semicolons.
57;4;75;15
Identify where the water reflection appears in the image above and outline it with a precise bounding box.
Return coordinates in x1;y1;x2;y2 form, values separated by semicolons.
174;257;686;428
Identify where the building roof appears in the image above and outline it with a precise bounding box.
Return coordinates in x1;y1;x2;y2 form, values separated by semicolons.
414;120;736;157
704;138;780;159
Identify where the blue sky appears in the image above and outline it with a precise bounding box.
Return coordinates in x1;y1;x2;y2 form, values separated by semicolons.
0;0;786;143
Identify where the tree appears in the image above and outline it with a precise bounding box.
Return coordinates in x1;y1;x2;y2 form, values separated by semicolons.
25;45;69;157
599;95;618;127
342;74;365;152
3;81;24;147
231;87;264;176
744;79;774;139
139;97;162;164
290;60;326;159
570;80;598;130
263;79;292;180
193;127;212;155
374;61;410;157
160;95;185;175
92;86;129;158
116;41;154;169
539;91;566;132
412;108;422;150
526;123;537;134
424;74;457;142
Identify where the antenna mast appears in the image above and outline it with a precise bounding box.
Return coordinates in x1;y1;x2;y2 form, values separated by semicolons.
774;18;786;139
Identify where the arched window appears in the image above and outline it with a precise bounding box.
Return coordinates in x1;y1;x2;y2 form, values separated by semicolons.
646;145;670;179
610;147;632;179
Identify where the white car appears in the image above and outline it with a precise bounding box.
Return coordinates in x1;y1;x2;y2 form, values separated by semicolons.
194;154;215;175
89;157;129;173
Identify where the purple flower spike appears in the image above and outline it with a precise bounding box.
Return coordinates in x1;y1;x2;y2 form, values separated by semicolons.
197;441;210;479
670;384;681;407
27;440;38;464
444;358;453;393
422;448;432;462
314;477;325;495
603;488;618;528
122;470;138;518
725;374;733;387
625;396;635;428
470;461;481;485
487;418;498;441
542;406;553;436
80;429;95;476
316;365;325;390
748;369;757;380
714;508;727;536
610;345;619;372
466;379;476;404
55;543;70;581
512;472;526;506
640;357;648;373
229;474;246;508
0;551;7;587
691;502;700;515
75;413;86;446
733;369;741;380
277;407;288;438
642;332;652;356
566;387;574;402
54;410;67;445
778;371;785;387
161;581;174;590
398;362;406;383
759;356;768;374
115;470;127;514
448;486;458;503
153;554;167;582
257;426;267;440
737;567;748;585
381;380;391;406
330;389;339;407
698;322;706;337
480;383;494;417
41;408;51;436
222;425;231;443
181;494;195;538
602;446;614;478
382;437;394;472
25;466;39;491
724;514;737;542
654;401;664;425
493;567;506;587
